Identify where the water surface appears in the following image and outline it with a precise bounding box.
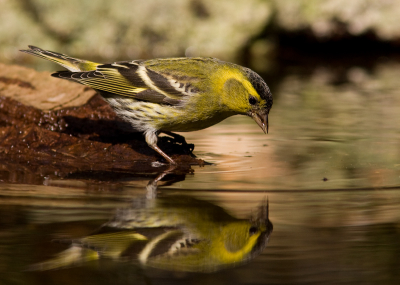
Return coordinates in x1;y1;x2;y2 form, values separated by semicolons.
1;60;400;284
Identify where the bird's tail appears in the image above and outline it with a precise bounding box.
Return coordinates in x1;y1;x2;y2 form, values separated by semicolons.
27;245;100;271
20;45;101;72
27;231;148;271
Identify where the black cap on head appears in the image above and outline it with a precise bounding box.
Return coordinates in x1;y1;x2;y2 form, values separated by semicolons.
243;68;273;110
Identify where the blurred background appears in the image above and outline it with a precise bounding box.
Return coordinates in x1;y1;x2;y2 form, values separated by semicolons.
4;0;400;70
2;0;400;284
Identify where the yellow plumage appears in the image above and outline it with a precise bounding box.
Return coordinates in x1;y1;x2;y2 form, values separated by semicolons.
29;197;273;272
20;46;273;164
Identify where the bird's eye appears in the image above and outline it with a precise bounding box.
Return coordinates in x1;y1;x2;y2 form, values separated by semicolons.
249;96;257;105
249;226;258;236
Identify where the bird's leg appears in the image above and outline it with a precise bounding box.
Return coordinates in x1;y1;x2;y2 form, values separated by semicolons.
146;164;177;199
145;130;176;165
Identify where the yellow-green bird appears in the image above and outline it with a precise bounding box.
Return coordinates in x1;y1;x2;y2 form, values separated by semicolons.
20;46;273;164
29;196;272;272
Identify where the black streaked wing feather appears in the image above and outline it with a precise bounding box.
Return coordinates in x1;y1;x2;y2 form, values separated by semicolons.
147;231;185;258
134;89;181;105
120;227;181;258
146;69;188;98
52;61;187;106
55;230;148;256
100;62;148;88
144;66;200;100
52;69;146;100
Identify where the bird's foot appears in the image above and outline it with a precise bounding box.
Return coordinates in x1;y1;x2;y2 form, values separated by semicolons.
161;131;194;153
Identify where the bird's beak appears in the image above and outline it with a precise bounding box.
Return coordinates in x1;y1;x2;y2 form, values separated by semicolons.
251;110;269;134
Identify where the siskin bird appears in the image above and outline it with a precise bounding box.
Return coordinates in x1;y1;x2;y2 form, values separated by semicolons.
29;196;273;273
20;46;273;164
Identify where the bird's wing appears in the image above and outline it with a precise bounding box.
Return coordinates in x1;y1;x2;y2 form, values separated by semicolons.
76;230;148;258
52;60;201;106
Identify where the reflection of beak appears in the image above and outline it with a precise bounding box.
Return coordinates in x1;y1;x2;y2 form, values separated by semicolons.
251;110;269;134
255;197;273;233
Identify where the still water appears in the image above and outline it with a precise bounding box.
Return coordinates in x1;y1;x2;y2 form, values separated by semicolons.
1;61;400;284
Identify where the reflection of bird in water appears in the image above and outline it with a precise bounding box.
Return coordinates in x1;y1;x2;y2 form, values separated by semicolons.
30;196;273;272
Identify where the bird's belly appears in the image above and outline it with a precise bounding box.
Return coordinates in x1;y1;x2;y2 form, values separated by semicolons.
159;111;235;132
104;98;235;133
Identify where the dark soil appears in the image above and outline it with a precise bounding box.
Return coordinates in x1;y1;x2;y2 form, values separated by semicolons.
0;91;202;186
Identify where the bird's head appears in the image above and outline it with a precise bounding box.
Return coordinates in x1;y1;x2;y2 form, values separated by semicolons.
210;199;273;265
222;66;273;133
243;68;273;134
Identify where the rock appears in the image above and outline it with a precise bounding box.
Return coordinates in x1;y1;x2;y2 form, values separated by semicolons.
0;63;96;110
